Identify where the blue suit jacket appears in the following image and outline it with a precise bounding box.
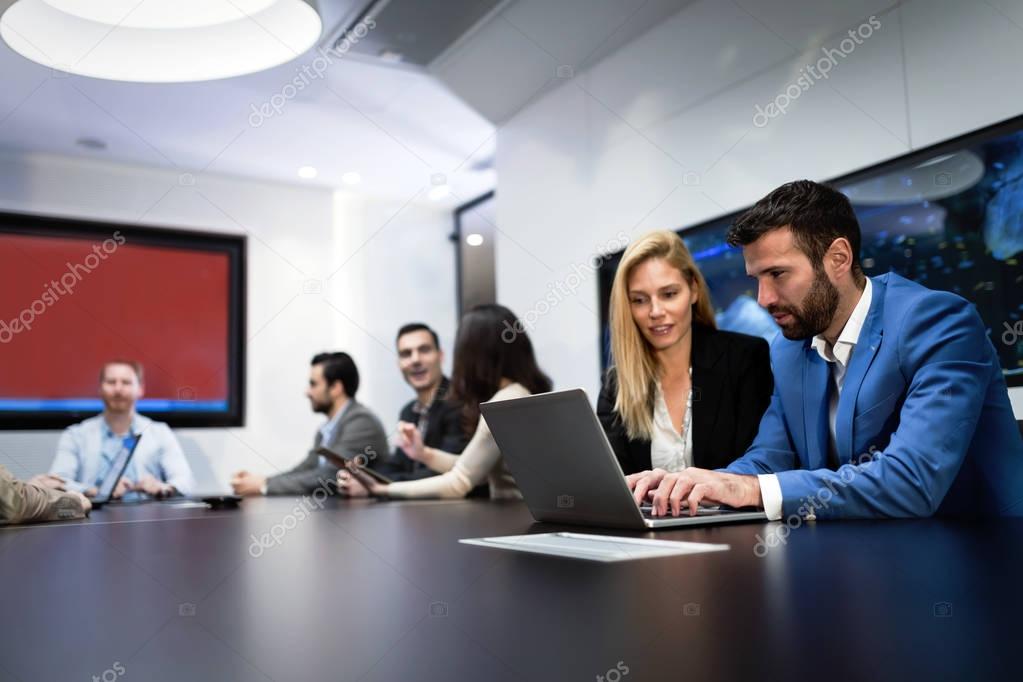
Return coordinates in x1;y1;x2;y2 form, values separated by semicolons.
724;272;1023;519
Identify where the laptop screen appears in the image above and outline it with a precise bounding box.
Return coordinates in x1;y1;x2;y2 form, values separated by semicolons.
94;433;141;501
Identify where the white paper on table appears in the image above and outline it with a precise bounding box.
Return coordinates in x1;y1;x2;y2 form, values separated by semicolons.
459;532;729;562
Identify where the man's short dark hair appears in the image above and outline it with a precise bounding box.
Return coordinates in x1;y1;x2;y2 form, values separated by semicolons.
395;323;440;350
727;180;864;279
311;352;359;397
99;360;144;385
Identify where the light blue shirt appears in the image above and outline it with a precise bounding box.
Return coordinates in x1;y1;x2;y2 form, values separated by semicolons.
50;413;195;496
98;418;141;499
316;400;350;466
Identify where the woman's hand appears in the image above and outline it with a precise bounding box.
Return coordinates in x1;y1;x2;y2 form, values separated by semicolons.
397;421;426;462
336;462;386;497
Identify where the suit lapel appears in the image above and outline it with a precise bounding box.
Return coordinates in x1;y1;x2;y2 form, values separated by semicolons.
835;277;886;464
803;350;831;471
690;325;724;468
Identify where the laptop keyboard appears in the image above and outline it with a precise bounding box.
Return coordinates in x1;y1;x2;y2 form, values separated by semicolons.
640;504;732;518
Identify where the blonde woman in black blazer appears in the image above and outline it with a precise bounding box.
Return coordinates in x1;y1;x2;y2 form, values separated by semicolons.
597;230;773;476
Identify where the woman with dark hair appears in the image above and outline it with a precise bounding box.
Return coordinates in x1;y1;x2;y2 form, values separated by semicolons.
338;304;552;499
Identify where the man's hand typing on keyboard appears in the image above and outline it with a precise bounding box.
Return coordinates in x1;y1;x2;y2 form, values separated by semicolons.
626;467;763;517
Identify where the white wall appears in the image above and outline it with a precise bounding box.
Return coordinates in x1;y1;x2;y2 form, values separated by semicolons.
327;191;459;439
0;152;457;487
494;0;1023;417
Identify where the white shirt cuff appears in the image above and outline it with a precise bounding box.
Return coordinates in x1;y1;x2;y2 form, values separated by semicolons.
757;474;784;521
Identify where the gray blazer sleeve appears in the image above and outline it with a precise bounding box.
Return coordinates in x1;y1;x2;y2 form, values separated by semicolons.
265;404;389;495
264;445;328;496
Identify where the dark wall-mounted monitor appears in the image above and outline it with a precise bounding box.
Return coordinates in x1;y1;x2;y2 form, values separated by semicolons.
0;212;246;429
598;114;1023;388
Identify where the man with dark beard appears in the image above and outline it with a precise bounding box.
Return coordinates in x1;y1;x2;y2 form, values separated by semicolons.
231;352;388;496
627;180;1023;520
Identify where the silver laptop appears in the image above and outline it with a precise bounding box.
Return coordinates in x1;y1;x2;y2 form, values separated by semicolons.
480;388;767;529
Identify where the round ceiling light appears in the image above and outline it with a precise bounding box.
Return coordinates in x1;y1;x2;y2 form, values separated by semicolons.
0;0;322;82
43;0;279;29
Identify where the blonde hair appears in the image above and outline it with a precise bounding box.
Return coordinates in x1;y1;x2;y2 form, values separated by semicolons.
609;230;716;440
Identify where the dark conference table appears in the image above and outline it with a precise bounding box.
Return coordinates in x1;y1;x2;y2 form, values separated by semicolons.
1;496;1019;682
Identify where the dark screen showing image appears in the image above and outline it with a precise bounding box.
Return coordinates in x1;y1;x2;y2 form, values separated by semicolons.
599;122;1023;384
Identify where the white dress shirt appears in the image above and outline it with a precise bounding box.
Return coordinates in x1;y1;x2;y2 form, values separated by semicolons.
650;372;694;472
758;278;873;520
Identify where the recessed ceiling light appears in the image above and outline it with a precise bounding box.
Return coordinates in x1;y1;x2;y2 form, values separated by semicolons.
428;185;451;201
298;166;318;179
465;233;484;247
341;171;362;185
75;137;106;151
0;0;322;82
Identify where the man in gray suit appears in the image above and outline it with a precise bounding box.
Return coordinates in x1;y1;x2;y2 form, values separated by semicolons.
230;352;389;496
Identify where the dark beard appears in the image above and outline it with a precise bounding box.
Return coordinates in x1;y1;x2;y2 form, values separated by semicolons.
311;397;333;415
771;268;839;340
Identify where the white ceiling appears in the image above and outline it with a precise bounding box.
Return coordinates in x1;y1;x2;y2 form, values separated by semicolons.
0;3;497;205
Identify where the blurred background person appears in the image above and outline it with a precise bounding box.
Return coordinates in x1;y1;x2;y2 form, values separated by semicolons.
232;352;388;496
46;360;194;500
380;323;471;481
338;304;551;500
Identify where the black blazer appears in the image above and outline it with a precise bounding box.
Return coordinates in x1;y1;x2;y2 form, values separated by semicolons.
597;324;774;475
381;377;469;481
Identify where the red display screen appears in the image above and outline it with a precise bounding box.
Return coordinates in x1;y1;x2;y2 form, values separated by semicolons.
0;217;244;428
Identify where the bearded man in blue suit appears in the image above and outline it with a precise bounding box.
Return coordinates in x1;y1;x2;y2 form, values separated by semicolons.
628;180;1023;520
